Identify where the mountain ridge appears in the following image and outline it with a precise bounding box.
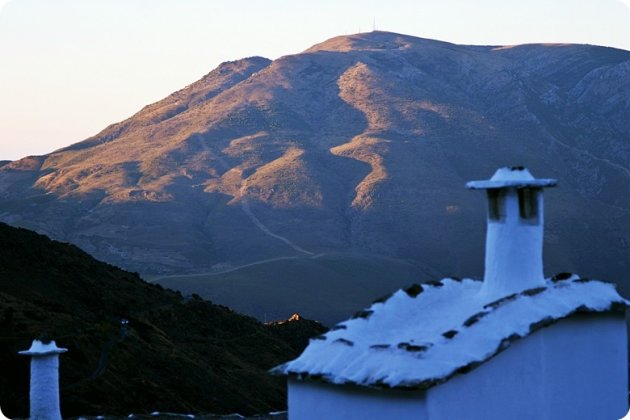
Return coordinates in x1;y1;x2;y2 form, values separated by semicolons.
1;31;629;321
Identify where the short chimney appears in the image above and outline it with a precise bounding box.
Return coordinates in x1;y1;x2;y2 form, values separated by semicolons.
467;167;556;297
19;339;68;420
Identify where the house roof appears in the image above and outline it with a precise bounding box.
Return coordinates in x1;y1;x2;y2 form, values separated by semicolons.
271;275;627;390
466;166;557;189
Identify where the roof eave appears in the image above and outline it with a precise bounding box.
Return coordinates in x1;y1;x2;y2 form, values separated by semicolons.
466;179;557;189
273;300;627;391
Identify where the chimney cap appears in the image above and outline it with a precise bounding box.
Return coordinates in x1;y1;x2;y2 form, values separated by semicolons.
466;167;556;190
19;339;67;356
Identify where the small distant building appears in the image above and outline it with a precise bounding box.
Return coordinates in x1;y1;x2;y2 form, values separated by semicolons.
273;167;628;420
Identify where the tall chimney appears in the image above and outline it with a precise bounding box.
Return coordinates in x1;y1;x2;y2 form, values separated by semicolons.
19;339;67;420
467;167;556;298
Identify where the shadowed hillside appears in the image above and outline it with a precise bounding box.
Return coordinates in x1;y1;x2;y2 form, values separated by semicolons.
1;31;629;318
0;222;325;418
155;252;437;325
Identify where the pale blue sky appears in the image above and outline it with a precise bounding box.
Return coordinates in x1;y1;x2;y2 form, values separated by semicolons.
1;0;629;160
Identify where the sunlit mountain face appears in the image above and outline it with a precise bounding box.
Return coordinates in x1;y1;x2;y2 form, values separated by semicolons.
1;31;629;322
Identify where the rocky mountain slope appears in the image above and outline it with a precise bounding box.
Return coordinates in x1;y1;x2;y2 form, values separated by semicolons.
1;31;629;316
0;222;325;417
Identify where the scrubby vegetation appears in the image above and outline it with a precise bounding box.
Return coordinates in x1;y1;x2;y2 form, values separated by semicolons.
0;222;325;417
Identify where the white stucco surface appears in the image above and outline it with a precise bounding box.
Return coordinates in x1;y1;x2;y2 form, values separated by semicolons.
472;167;553;297
480;187;545;298
274;276;627;390
19;339;67;356
466;167;556;189
19;340;67;420
288;314;627;420
288;378;428;420
28;355;63;420
426;314;627;420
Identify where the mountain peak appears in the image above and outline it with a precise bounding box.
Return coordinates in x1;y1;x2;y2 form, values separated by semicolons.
304;31;454;53
0;31;628;294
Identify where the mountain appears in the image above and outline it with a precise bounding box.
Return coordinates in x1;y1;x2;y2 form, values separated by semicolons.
1;31;629;323
0;222;325;417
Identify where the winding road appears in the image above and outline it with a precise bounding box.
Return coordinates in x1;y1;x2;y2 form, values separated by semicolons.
193;138;318;273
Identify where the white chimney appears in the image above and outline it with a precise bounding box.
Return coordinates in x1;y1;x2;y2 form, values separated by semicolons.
19;339;68;420
467;167;556;298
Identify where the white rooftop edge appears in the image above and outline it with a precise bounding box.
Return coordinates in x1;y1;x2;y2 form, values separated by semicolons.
466;167;557;189
272;277;628;390
19;340;68;356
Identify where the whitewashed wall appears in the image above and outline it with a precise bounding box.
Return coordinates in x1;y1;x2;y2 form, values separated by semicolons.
288;378;428;420
288;314;627;420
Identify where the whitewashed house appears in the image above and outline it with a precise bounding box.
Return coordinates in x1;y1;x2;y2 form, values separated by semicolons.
273;167;628;420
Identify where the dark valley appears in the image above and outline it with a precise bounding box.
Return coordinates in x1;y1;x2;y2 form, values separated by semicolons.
0;222;325;417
